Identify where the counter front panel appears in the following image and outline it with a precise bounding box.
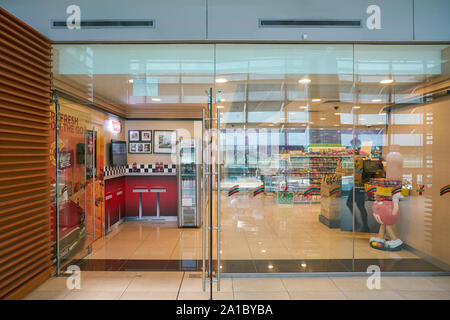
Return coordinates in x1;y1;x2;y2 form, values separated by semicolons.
124;175;178;217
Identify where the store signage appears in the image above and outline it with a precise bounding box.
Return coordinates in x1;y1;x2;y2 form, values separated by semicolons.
50;111;84;135
111;120;121;133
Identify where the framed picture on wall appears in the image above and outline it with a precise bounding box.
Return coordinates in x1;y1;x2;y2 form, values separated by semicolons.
154;130;177;154
128;142;152;154
141;130;152;142
128;130;140;142
129;142;137;153
143;143;152;153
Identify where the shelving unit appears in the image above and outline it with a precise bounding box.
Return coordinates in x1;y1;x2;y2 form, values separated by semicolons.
263;150;353;204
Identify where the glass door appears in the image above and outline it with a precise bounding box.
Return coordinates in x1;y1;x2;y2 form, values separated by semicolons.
53;96;103;274
214;44;355;275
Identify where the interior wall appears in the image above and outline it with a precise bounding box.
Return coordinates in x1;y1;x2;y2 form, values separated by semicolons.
389;96;450;266
124;119;202;165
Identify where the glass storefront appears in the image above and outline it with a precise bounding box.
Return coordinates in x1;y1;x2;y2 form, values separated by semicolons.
51;43;450;283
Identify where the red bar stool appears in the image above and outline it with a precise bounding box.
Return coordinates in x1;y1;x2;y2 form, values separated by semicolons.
150;186;166;219
133;186;148;219
105;192;113;233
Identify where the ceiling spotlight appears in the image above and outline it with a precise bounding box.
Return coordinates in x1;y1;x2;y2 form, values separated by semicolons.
268;265;274;269
353;106;360;109
299;106;308;109
216;105;224;109
128;79;134;83
320;118;326;120
299;78;311;84
151;98;161;101
301;263;307;268
334;113;340;115
380;79;394;84
261;249;266;253
372;99;382;102
311;98;321;102
216;78;228;83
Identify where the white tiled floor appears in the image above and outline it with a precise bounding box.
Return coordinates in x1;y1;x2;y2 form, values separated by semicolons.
24;192;445;300
85;193;418;261
23;272;450;300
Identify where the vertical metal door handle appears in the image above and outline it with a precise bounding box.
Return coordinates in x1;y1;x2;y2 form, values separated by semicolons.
216;108;221;291
201;108;206;292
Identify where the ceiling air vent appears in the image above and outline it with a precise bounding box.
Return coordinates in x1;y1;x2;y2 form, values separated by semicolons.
259;19;361;28
51;19;154;29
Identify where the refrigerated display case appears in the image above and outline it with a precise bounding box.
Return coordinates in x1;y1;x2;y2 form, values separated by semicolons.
177;139;201;227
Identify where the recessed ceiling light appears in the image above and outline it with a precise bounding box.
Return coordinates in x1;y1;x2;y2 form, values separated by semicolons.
299;106;308;109
216;105;224;109
380;79;394;84
372;99;382;102
128;79;133;83
261;250;266;253
268;265;274;269
216;78;228;83
151;98;161;101
299;78;311;84
353;106;360;109
312;98;321;102
320;117;326;120
301;263;307;268
334;113;340;115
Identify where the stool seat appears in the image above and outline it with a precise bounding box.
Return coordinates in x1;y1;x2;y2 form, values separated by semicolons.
105;192;113;200
116;190;123;196
133;186;148;193
150;186;166;193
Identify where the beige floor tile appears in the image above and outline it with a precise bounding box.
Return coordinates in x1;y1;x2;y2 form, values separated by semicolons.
81;271;138;278
234;291;290;300
77;277;133;292
232;278;286;292
330;277;394;291
397;290;450;300
289;290;348;300
180;273;233;292
282;277;340;291
343;290;404;300
23;290;69;300
125;276;182;292
34;277;71;292
120;291;178;300
382;276;447;291
178;292;234;300
134;271;184;279
421;276;450;291
64;289;123;300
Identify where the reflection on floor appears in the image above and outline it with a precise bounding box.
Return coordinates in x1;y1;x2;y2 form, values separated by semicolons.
85;193;418;261
23;272;450;300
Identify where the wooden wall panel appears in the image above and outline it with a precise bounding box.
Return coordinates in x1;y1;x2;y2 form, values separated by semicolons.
0;7;52;300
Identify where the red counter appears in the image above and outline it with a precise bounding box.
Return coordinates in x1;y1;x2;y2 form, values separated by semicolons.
104;174;178;222
124;175;177;217
104;176;125;226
